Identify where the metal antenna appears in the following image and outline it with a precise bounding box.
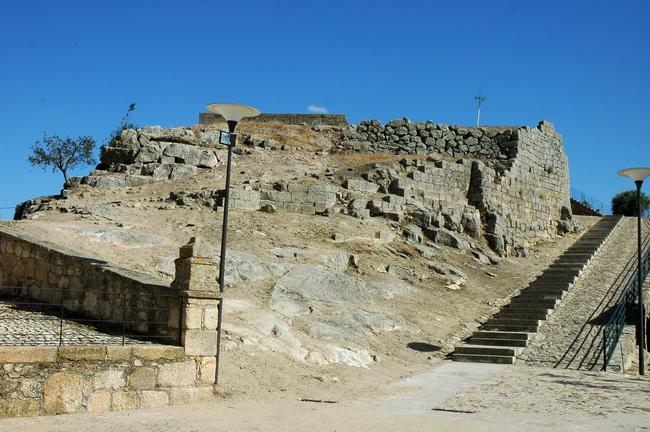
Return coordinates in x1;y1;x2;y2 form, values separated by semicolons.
475;91;486;126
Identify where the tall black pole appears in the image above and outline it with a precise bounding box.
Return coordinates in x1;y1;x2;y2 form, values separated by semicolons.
636;180;645;375
215;120;237;386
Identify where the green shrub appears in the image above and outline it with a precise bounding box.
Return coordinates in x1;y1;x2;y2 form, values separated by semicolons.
611;190;650;216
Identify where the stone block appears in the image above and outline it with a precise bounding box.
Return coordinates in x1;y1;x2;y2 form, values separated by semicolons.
106;346;132;361
183;306;203;330
157;360;197;387
0;399;40;418
173;257;218;291
182;330;217;356
43;372;84;415
196;356;216;385
112;391;140;411
0;346;56;363
58;346;106;361
93;369;126;390
133;346;185;361
128;367;156;390
140;390;170;409
343;179;379;193
87;390;111;413
204;305;219;330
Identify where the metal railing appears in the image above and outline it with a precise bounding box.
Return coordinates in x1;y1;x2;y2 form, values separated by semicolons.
0;285;182;346
570;186;608;215
602;218;650;370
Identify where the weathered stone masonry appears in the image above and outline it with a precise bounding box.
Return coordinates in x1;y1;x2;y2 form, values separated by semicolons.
338;119;573;255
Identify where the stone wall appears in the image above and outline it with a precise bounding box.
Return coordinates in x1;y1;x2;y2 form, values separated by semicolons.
468;122;572;253
0;228;179;340
337;119;574;256
199;112;348;127
0;345;215;417
0;226;180;343
339;118;517;160
0;232;222;418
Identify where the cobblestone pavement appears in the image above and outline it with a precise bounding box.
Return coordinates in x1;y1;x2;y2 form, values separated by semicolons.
522;217;650;370
0;298;153;345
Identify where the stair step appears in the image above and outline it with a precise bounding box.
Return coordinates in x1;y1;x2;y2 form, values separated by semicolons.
534;274;578;282
509;298;559;307
546;265;585;271
498;311;549;320
540;269;581;277
454;345;519;356
483;323;539;332
469;337;528;347
526;286;568;293
527;281;572;290
471;331;530;340
488;318;541;326
451;353;516;364
519;289;566;298
503;303;555;312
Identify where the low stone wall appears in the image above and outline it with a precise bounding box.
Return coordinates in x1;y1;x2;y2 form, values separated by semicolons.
339;118;518;159
0;232;223;418
0;226;180;344
0;345;215;417
199;112;348;127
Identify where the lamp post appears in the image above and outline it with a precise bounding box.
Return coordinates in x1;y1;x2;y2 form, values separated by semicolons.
206;103;261;385
618;167;650;375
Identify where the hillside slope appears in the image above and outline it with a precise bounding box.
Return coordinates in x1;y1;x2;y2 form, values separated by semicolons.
5;119;594;397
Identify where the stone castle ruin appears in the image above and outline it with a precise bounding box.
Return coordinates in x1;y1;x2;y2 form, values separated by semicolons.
53;114;575;257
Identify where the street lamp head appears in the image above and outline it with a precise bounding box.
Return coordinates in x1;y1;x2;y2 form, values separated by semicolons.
206;103;261;132
618;167;650;183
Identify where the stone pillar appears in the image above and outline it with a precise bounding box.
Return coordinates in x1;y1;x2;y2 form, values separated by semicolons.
172;237;221;357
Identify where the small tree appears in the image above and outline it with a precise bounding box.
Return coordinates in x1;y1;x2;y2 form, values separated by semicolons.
104;103;137;148
612;190;650;216
28;134;96;183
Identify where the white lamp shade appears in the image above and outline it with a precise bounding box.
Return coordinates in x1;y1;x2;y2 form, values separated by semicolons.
618;167;650;182
206;103;261;123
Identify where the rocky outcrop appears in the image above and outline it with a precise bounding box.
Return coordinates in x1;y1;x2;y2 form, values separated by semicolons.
66;127;224;189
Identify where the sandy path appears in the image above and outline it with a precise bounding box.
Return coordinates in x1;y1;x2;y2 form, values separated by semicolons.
2;362;648;432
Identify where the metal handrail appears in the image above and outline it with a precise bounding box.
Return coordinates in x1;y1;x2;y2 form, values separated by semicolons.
570;186;608;216
602;219;650;370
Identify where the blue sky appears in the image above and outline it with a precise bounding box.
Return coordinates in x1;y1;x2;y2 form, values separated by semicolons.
1;0;648;219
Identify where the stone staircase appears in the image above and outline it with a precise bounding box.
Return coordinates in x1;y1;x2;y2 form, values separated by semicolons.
451;215;623;364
